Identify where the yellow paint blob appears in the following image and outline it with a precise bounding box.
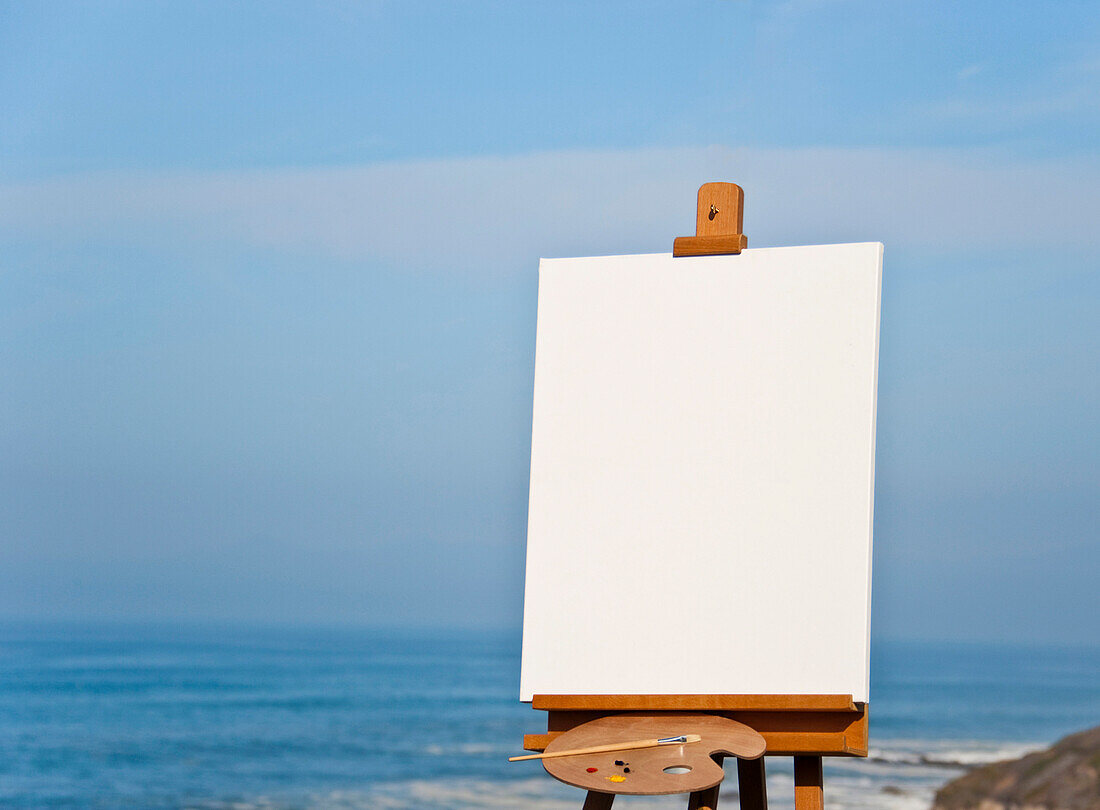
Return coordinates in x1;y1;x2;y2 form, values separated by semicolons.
606;775;627;783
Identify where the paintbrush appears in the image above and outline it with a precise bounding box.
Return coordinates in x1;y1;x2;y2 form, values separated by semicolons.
508;734;702;762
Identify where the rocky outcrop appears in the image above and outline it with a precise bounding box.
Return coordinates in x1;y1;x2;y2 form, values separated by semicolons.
933;725;1100;810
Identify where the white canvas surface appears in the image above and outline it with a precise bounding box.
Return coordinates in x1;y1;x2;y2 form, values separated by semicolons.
520;243;883;703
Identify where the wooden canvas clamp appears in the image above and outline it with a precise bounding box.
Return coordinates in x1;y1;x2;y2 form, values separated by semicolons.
672;182;747;257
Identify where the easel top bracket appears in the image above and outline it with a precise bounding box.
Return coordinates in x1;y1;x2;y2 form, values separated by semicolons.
672;181;747;257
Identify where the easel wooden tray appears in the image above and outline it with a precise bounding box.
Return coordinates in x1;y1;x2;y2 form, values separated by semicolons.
524;694;868;758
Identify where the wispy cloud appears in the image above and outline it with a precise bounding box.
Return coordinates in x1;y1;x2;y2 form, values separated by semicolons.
1;145;1098;273
957;63;985;81
920;86;1097;129
922;50;1100;133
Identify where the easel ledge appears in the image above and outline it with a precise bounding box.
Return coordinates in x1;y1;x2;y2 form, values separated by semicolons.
523;694;868;757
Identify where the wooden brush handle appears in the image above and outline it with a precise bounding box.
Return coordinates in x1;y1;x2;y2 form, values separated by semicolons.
509;734;700;762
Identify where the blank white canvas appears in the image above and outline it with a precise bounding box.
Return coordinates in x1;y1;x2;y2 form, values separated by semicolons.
520;243;883;703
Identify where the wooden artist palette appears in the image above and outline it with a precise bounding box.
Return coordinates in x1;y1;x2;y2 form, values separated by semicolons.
542;713;765;796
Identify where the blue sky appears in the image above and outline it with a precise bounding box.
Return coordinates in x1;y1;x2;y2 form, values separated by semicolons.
1;1;1097;643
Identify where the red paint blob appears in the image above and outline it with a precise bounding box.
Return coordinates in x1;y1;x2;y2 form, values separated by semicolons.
586;767;598;773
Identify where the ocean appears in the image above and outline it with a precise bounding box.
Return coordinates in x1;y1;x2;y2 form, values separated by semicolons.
1;624;1098;810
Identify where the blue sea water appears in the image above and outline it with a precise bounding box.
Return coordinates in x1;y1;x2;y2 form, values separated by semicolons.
1;623;1098;810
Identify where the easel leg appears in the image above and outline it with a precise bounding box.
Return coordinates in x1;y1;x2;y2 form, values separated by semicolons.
687;788;720;810
793;756;824;810
582;790;615;809
736;757;768;810
687;754;724;810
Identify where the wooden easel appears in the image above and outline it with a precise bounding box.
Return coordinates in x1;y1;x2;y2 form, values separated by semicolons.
520;183;871;810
